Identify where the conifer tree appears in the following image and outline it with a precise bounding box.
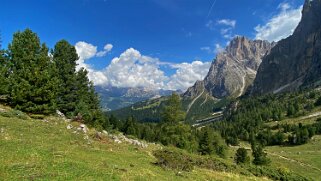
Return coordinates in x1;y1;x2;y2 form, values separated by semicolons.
75;68;105;126
161;93;185;123
251;143;270;165
53;40;105;126
8;29;57;114
122;116;137;136
52;40;78;116
198;128;214;155
235;148;250;164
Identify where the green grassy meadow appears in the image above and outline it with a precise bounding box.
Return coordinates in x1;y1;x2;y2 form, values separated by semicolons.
0;113;264;181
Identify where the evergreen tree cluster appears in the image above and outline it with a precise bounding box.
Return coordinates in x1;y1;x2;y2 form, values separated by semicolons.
0;29;105;126
212;90;321;147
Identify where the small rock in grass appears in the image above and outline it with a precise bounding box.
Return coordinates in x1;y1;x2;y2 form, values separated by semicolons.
67;124;73;130
78;124;88;133
56;110;66;118
114;139;122;144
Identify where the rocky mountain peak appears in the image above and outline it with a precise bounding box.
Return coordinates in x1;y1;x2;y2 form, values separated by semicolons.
184;36;274;99
293;0;321;36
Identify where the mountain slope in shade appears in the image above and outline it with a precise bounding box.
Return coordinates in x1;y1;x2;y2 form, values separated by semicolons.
251;0;321;95
184;36;274;99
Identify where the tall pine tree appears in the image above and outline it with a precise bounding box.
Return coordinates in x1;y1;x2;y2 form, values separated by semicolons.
198;128;214;155
161;93;186;123
52;40;79;117
8;29;57;114
75;68;105;126
53;40;105;126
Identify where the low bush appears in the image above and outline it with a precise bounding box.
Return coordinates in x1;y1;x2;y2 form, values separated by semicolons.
153;148;246;174
153;149;194;171
0;109;28;120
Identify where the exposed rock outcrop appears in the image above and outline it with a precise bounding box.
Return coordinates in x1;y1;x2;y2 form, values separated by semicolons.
251;0;321;95
184;36;274;99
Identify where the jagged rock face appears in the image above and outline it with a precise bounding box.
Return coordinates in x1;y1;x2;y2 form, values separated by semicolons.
184;80;205;97
252;0;321;95
184;36;273;99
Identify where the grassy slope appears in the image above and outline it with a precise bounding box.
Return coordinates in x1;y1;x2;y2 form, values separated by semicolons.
226;108;321;180
0;114;263;180
265;110;321;180
227;138;321;180
266;136;321;180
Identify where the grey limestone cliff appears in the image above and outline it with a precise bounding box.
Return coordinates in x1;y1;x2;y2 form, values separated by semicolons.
184;36;274;99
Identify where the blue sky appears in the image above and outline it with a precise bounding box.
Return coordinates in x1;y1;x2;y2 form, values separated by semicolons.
0;0;304;90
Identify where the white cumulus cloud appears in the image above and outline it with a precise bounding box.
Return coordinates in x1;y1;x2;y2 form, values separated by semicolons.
103;48;168;89
75;41;97;70
75;43;211;91
75;41;113;70
166;61;211;90
255;3;302;42
75;42;97;61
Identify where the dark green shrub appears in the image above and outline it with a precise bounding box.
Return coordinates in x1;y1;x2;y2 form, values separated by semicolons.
235;148;250;164
153;149;194;171
153;148;244;174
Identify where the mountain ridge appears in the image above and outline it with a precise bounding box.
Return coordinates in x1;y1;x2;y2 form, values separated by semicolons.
251;0;321;95
184;36;274;99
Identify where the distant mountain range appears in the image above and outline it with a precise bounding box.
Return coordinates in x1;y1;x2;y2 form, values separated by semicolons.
95;86;180;111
